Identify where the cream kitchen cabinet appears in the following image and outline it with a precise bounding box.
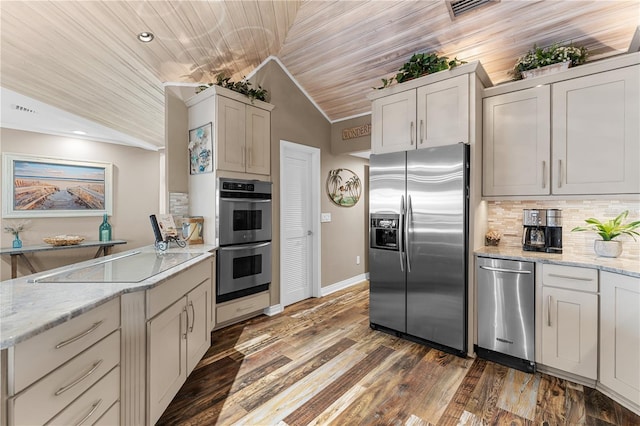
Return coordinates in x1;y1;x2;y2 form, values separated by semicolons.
187;85;274;176
599;271;640;409
540;264;598;380
482;55;639;197
119;254;214;426
370;90;416;153
5;298;121;426
483;86;550;196
369;63;487;155
146;267;211;425
552;65;639;195
217;96;271;175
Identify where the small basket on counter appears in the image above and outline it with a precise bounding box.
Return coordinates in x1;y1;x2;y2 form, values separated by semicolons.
484;230;501;247
43;235;85;246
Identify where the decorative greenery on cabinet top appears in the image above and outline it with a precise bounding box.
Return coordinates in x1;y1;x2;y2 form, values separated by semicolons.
197;73;269;102
375;52;466;89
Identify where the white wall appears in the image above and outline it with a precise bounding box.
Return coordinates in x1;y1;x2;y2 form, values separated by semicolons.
1;128;161;280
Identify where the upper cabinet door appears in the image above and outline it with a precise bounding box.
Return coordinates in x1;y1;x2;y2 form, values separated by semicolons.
417;74;469;148
371;90;417;154
217;96;246;173
483;86;551;196
245;105;271;175
552;65;640;195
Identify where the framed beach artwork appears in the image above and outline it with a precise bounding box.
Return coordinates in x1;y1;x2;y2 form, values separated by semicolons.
189;122;213;175
1;153;113;218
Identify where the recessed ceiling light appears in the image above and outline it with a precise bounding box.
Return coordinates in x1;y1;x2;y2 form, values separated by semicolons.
72;130;87;135
137;32;154;43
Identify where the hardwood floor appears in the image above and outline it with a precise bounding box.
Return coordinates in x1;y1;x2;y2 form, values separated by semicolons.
158;282;639;426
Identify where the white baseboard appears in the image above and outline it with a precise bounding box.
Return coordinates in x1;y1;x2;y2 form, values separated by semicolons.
264;304;283;316
320;273;369;297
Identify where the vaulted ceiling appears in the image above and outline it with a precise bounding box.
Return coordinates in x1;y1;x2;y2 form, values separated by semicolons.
1;1;638;150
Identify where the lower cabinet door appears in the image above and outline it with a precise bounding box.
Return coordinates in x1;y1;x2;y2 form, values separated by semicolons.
187;280;211;374
600;272;640;405
542;286;598;379
148;297;187;425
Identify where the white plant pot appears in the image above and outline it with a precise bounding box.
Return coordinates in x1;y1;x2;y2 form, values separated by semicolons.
521;61;571;79
593;240;623;258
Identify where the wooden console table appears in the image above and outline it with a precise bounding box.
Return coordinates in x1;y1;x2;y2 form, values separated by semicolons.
0;240;127;279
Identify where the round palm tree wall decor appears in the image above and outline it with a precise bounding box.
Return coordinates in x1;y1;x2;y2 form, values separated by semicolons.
326;168;362;207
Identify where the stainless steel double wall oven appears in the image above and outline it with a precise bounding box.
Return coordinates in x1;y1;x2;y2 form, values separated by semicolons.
217;178;272;302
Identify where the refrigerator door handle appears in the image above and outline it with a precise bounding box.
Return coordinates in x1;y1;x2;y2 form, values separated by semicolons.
405;195;412;272
399;196;405;272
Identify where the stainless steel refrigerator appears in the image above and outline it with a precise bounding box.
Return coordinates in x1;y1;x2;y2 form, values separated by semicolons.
369;143;469;355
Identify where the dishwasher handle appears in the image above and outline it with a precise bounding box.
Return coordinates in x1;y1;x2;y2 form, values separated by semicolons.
479;265;532;274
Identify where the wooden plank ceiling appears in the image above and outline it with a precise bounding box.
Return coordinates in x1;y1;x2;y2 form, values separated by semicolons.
1;0;638;149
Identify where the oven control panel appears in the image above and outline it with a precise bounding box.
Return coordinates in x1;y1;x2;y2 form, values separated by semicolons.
222;181;255;192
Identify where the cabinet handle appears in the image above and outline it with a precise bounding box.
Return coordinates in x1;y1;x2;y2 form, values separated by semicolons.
547;273;594;282
542;161;546;189
558;159;563;188
75;399;102;426
188;301;196;333
247;147;251;167
410;121;414;145
55;360;103;396
242;148;246;166
55;321;103;349
419;120;424;144
182;307;188;340
547;295;552;327
479;265;532;274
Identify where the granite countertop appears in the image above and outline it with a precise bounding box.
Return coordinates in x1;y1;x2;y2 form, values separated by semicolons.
475;245;640;278
0;244;217;349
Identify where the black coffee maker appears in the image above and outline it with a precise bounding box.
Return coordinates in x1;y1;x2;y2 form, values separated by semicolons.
523;209;547;252
522;209;563;253
545;209;563;253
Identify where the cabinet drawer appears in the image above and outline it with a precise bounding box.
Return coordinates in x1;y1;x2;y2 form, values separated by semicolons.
542;264;598;292
47;365;120;426
217;291;269;324
147;258;212;319
11;297;120;393
10;331;120;426
94;401;120;426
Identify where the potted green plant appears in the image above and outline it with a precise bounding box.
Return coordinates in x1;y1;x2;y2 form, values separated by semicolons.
197;73;269;102
571;210;640;258
376;52;466;89
510;43;588;80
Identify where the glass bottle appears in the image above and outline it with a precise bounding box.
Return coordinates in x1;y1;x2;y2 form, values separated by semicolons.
99;214;112;242
12;233;22;248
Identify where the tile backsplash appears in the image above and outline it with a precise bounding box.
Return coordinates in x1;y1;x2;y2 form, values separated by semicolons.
487;199;640;259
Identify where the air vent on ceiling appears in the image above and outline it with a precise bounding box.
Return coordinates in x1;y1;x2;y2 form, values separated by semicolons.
12;104;38;114
446;0;499;19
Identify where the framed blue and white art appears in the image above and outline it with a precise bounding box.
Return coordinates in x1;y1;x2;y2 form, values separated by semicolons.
188;122;213;175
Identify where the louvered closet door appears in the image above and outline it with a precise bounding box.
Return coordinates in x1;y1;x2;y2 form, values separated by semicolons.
282;149;313;307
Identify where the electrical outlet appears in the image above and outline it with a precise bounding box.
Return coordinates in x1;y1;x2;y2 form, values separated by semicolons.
321;213;332;223
356;255;361;265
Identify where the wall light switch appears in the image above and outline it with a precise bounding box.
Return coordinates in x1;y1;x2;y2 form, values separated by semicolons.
321;213;332;223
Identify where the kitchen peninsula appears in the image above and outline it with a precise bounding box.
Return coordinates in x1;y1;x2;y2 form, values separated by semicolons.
0;244;216;426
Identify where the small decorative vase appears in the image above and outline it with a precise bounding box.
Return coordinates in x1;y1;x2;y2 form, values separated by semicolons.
12;234;22;249
594;240;622;258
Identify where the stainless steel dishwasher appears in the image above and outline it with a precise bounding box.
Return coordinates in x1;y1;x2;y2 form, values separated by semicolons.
476;257;535;372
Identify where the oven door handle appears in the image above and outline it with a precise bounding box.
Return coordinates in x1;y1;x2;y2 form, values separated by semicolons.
219;197;272;203
219;242;271;251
